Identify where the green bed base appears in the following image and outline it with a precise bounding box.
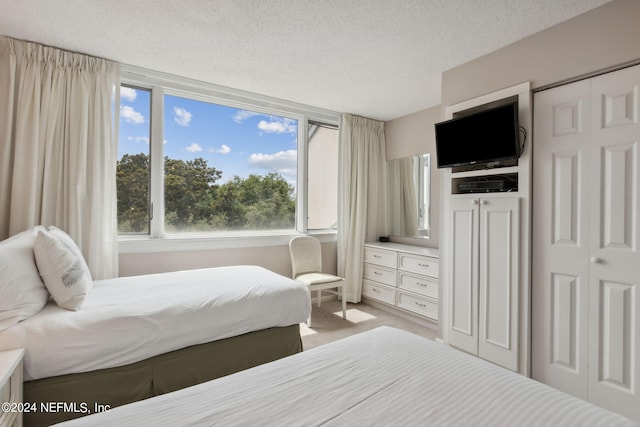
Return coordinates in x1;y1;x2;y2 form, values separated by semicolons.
23;324;302;426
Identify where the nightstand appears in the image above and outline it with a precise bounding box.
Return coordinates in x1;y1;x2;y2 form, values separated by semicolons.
0;349;24;427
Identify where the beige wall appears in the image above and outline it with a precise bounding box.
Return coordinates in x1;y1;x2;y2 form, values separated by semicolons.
119;241;337;278
442;0;640;107
385;105;441;248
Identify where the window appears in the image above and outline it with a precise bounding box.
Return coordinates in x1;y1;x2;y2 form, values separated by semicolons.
307;122;338;229
117;86;151;234
116;69;340;243
162;94;297;233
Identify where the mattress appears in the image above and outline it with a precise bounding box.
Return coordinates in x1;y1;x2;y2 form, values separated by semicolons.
55;327;637;427
0;265;310;381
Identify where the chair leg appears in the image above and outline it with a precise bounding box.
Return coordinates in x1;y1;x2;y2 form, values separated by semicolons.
317;290;322;308
342;292;347;320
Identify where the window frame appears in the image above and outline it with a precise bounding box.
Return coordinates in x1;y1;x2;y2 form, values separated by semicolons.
118;65;340;253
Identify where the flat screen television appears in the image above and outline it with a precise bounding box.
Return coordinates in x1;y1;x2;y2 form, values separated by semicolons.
435;101;520;168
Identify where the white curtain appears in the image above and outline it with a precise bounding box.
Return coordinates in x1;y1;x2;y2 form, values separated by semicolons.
338;114;388;303
0;36;120;279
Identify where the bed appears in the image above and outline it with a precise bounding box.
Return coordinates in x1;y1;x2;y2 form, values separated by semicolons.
55;326;637;427
0;264;311;427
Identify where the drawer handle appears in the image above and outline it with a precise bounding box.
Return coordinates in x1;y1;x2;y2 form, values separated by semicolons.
415;302;426;308
372;288;381;293
373;254;382;258
374;271;383;276
418;263;429;268
416;282;427;287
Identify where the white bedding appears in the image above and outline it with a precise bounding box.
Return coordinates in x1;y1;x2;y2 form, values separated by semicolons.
56;327;637;427
0;265;310;381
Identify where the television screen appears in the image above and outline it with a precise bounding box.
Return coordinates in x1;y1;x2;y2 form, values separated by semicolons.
435;101;519;168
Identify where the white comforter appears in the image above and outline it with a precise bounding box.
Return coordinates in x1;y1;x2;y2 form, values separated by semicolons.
0;265;310;381
57;327;637;427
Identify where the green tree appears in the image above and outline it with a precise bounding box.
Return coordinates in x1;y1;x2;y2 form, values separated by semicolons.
116;154;295;232
116;153;150;233
214;172;295;230
164;157;222;230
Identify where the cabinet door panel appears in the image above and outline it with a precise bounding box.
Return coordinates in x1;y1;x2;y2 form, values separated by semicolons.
447;198;479;355
478;197;519;372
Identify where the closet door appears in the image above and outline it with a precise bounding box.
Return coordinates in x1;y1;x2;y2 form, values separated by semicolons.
533;64;640;421
447;197;479;355
587;65;640;421
478;197;519;372
532;80;591;399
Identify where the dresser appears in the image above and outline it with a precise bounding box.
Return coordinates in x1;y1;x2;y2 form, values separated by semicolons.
362;242;439;321
0;348;24;427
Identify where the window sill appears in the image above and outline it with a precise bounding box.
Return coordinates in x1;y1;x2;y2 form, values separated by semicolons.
118;230;337;254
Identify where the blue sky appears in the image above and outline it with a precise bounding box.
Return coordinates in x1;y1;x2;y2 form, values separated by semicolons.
118;86;298;185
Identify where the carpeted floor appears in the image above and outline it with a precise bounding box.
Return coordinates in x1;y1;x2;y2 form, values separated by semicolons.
300;299;437;350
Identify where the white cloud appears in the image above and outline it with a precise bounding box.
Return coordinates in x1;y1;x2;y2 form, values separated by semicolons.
120;87;137;102
185;143;203;153
120;105;144;124
217;144;231;154
248;149;297;177
128;136;149;144
257;117;297;134
173;107;192;127
233;110;262;123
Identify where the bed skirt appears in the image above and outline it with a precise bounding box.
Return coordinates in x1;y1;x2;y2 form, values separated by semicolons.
23;324;302;427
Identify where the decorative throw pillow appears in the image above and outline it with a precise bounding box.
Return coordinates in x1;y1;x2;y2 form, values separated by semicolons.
33;227;92;311
0;226;50;331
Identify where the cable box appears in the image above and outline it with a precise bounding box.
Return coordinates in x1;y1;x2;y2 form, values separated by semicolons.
458;179;510;193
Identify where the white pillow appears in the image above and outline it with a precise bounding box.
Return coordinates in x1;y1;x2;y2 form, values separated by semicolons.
33;227;92;311
0;226;50;331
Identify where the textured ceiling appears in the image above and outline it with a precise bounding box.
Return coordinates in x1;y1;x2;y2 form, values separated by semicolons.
0;0;612;121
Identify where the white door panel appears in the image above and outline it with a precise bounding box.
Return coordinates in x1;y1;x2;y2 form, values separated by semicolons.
587;65;640;422
448;197;479;355
532;79;591;399
533;64;640;421
478;197;519;371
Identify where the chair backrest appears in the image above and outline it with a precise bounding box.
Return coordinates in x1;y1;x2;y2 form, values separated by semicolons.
289;235;322;278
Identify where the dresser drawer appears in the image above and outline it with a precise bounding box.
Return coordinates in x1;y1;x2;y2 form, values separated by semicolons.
363;263;396;286
364;247;397;268
362;280;396;304
396;290;438;320
398;253;439;278
398;272;438;299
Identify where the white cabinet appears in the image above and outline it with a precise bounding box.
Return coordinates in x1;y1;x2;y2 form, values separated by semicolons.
0;348;24;427
532;64;640;422
439;82;532;377
447;196;519;372
363;242;439;321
